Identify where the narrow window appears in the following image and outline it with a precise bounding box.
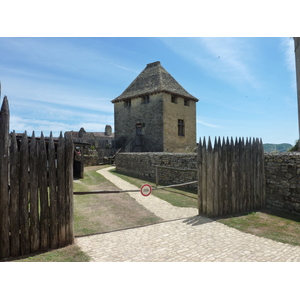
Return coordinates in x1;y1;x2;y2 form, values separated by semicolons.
171;96;177;103
136;123;143;135
184;99;189;106
142;95;150;104
178;119;185;136
124;100;131;107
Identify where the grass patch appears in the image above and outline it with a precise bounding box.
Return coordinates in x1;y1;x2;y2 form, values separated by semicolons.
75;165;108;186
73;166;162;236
109;169;300;247
10;244;91;262
109;168;198;208
217;209;300;246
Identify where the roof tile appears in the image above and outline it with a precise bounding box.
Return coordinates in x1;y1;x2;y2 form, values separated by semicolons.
112;61;198;102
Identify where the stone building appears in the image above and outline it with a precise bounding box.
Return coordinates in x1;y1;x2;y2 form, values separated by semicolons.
112;61;199;153
68;125;114;148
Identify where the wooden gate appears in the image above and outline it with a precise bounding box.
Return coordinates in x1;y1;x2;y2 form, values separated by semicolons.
197;137;265;217
0;97;74;260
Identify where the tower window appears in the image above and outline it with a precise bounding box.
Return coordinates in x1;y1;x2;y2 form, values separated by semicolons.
171;96;177;103
142;95;150;104
124;100;131;107
178;119;185;136
184;99;189;106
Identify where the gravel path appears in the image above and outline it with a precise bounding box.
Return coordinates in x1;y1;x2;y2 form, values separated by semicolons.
96;166;198;220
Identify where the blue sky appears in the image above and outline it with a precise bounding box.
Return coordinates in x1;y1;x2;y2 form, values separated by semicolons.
0;37;298;145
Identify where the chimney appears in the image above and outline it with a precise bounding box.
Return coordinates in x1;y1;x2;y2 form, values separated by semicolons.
105;125;112;136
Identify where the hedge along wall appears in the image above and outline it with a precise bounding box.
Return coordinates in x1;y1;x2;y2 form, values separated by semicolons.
116;152;300;216
115;153;198;188
264;152;300;216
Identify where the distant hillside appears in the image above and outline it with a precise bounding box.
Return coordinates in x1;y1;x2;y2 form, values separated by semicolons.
263;143;293;153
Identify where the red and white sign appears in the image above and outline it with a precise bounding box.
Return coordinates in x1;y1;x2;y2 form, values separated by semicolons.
140;184;152;197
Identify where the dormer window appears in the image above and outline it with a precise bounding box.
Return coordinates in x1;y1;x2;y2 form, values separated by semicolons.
124;100;131;107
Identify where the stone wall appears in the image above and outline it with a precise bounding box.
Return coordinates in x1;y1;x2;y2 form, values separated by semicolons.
163;94;197;153
264;152;300;216
114;93;164;152
116;152;300;215
84;155;99;166
115;152;198;188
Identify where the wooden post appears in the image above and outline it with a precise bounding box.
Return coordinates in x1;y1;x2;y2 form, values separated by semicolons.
227;138;233;215
48;132;58;249
57;132;66;247
244;138;250;212
240;138;244;212
65;132;74;245
218;137;225;216
222;138;228;215
235;138;241;213
19;131;30;255
0;97;10;259
234;138;242;212
260;138;266;208
39;132;49;251
206;137;214;216
213;137;219;216
10;131;20;257
201;137;207;215
197;138;202;215
255;138;261;210
247;138;256;211
252;138;258;209
80;145;84;178
231;137;236;215
29;132;40;253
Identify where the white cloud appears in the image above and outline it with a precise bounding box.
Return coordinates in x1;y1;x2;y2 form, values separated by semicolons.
280;37;297;91
160;37;260;90
280;37;296;72
197;118;220;128
10;115;73;136
10;115;114;137
199;38;260;88
3;76;114;114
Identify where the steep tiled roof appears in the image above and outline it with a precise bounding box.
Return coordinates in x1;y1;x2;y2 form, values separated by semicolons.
112;61;198;102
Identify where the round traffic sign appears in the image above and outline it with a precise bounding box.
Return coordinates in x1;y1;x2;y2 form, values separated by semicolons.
140;184;152;197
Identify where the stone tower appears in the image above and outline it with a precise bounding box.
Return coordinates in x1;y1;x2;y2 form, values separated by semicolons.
112;61;199;152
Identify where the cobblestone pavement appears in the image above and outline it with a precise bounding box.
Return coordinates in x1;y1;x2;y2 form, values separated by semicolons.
75;166;300;262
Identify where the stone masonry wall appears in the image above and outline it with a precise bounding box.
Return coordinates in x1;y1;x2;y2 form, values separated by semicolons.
264;152;300;216
163;94;197;153
115;152;198;188
114;93;164;152
116;152;300;216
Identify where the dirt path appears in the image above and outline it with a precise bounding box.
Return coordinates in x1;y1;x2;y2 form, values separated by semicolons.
73;166;162;236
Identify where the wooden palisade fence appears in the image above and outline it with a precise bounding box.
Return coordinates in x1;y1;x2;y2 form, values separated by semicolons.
197;136;266;217
0;97;74;260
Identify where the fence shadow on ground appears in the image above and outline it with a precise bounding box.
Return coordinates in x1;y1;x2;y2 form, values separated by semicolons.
182;215;214;226
207;208;300;223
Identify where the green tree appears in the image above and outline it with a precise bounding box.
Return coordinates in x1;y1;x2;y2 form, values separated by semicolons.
289;140;299;152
